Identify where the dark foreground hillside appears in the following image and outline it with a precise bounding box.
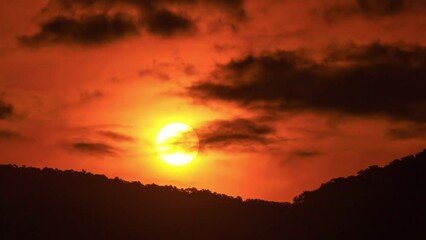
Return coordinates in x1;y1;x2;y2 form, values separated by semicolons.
1;150;425;240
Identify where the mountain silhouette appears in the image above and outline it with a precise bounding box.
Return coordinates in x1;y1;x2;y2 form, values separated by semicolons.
1;150;425;239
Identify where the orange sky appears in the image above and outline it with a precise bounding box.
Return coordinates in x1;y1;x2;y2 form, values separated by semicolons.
1;0;426;202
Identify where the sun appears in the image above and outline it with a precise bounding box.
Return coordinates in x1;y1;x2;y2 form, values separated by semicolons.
156;122;199;167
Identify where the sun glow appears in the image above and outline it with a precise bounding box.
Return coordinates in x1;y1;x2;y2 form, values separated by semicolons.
156;122;199;167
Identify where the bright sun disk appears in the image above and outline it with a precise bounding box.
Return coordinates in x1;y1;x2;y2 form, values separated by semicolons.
156;122;199;167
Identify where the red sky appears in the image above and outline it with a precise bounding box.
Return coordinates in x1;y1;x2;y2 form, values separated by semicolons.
1;0;426;202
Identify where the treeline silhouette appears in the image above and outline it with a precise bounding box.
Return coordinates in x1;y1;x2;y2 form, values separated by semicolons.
1;150;425;239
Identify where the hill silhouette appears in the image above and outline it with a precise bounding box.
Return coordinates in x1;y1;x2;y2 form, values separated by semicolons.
1;150;425;239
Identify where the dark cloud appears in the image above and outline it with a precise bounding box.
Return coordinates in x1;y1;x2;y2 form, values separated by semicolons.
357;0;407;16
0;130;24;141
202;0;246;19
182;64;197;76
70;142;117;156
98;131;135;142
145;10;194;37
47;0;245;15
0;99;14;120
291;150;322;158
197;118;276;150
387;124;426;140
189;43;426;123
20;0;245;46
322;0;424;22
19;14;139;46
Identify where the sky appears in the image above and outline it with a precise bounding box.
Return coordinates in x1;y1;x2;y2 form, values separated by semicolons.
1;0;426;202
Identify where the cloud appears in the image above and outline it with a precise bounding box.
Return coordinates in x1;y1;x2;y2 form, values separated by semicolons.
182;64;197;76
0;99;14;120
213;43;237;53
145;10;194;37
47;0;245;15
160;130;199;154
20;0;246;46
0;130;25;141
139;68;171;81
291;150;322;158
387;124;426;140
357;0;408;16
80;90;104;103
322;0;425;22
197;118;276;150
98;131;135;142
19;14;139;46
189;43;426;123
203;0;246;19
70;142;117;156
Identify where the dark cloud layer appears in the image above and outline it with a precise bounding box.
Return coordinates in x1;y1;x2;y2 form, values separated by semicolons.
47;0;245;15
71;142;117;156
20;14;139;46
323;0;425;22
0;99;14;120
189;43;426;123
357;0;408;16
20;0;245;46
198;118;275;150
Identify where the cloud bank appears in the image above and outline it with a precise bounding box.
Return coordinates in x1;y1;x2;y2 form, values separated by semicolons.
20;0;246;46
189;43;426;123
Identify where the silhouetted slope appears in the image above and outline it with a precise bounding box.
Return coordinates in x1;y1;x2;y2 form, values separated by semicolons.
1;150;425;240
0;166;290;239
293;150;426;239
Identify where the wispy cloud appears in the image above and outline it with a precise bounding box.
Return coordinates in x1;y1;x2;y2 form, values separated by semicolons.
69;142;118;156
0;129;25;141
198;118;277;150
98;131;135;142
